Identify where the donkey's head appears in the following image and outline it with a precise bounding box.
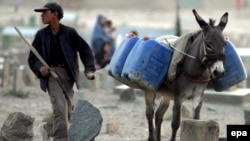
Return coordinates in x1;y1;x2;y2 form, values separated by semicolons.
193;9;228;80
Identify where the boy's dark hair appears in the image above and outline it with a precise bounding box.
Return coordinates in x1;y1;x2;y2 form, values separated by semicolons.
51;10;63;20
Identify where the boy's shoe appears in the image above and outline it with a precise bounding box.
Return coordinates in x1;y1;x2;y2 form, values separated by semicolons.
38;122;51;141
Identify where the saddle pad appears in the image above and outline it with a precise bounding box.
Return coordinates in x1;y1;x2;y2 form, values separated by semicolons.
156;32;196;82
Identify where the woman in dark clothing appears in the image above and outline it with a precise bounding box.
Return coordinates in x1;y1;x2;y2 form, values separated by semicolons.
104;20;116;56
95;41;112;69
91;14;108;55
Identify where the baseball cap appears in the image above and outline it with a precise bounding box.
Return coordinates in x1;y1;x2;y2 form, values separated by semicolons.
34;2;63;18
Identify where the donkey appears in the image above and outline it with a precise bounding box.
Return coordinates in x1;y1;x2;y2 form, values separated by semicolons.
144;9;228;141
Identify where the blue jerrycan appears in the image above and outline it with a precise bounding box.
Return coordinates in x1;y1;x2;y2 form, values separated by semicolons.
108;33;140;88
122;36;173;91
212;40;247;91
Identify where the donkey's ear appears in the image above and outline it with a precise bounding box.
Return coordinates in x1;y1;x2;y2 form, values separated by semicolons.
217;12;228;32
192;9;208;29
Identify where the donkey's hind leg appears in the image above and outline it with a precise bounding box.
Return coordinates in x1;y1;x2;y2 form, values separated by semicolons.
193;93;204;119
145;91;156;141
155;97;170;141
170;97;183;141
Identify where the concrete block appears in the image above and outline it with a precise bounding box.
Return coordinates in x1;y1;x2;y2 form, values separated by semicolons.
244;103;250;124
204;89;250;105
180;119;219;141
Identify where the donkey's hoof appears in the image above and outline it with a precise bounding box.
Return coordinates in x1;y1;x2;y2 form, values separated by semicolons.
170;138;175;141
148;137;155;141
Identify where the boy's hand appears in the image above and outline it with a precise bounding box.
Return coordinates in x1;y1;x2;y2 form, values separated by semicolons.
39;66;51;76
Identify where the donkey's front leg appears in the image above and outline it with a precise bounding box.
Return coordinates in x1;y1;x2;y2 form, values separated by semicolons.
193;93;204;119
145;91;156;141
170;98;182;141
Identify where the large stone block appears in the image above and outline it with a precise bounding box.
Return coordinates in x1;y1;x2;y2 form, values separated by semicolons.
180;119;219;141
244;103;250;124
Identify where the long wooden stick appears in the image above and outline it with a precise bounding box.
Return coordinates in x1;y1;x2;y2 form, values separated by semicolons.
14;26;58;78
14;26;71;99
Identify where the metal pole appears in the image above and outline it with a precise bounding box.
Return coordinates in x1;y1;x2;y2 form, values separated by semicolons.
175;0;182;36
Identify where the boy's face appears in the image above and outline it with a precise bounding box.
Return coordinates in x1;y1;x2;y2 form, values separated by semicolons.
40;10;57;24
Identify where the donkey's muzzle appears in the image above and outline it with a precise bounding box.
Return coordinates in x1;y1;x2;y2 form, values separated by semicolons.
210;61;225;80
212;69;224;80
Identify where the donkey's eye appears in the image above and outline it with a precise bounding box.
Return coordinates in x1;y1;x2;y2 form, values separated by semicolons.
206;44;213;50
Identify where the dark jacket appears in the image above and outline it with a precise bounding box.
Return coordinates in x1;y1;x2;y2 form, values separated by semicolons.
28;24;95;92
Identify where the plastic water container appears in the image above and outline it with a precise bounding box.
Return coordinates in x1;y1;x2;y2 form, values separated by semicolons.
212;40;247;91
108;34;140;87
122;37;173;91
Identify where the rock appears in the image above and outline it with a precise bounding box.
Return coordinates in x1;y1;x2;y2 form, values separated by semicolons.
0;112;34;141
106;122;119;134
119;87;136;102
219;137;227;141
244;103;250;124
180;119;219;141
244;110;250;124
68;100;103;141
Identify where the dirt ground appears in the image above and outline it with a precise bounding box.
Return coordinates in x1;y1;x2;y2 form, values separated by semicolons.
0;76;245;141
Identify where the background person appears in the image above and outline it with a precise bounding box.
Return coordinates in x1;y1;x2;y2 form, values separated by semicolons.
94;41;112;69
91;14;108;56
104;19;116;56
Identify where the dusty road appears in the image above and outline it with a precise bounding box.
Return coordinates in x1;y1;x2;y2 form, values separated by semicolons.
0;83;245;141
